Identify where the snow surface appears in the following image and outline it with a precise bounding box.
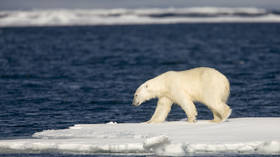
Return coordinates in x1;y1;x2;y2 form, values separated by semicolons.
0;118;279;156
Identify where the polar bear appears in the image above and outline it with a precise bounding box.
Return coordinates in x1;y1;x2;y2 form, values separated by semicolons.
132;67;231;123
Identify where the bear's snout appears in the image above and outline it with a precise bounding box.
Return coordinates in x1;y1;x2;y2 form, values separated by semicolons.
132;95;141;106
132;99;138;106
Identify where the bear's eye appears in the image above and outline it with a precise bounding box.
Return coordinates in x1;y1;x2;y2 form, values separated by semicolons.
145;85;148;88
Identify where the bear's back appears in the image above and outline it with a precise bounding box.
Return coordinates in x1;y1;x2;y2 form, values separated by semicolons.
165;67;229;102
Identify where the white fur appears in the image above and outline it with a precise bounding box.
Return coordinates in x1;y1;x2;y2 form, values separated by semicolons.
132;67;231;123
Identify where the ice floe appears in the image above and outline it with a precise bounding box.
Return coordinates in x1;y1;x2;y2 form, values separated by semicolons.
0;118;279;156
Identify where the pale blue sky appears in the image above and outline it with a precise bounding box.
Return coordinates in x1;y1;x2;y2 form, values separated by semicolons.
0;0;280;10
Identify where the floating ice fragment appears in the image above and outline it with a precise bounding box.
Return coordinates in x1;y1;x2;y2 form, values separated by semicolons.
107;121;118;125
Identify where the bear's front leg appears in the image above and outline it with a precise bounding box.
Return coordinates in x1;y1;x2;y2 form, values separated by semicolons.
175;92;198;123
181;101;198;123
146;97;173;123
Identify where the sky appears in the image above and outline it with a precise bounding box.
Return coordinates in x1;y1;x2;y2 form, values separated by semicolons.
0;0;280;10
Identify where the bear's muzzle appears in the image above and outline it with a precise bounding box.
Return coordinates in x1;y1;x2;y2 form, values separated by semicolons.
132;96;141;106
132;99;140;106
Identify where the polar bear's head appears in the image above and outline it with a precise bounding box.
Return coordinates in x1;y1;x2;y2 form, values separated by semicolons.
132;78;163;106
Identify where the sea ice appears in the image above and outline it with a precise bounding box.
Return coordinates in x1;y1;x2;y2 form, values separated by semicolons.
1;8;280;27
0;118;279;156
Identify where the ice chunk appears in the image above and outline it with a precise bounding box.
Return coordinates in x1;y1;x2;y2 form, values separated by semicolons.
106;121;118;125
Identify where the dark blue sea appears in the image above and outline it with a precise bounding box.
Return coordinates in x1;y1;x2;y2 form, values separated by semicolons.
0;23;280;157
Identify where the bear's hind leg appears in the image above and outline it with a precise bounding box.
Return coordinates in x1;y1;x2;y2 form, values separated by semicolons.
146;97;173;123
211;111;221;123
209;103;231;123
220;103;232;122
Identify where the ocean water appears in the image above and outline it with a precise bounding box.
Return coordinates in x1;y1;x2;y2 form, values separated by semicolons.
0;23;280;156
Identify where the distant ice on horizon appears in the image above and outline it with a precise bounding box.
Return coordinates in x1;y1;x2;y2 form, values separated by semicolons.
1;7;280;27
0;117;279;156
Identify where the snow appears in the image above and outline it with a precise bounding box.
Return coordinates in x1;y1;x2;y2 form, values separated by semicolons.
0;118;279;155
